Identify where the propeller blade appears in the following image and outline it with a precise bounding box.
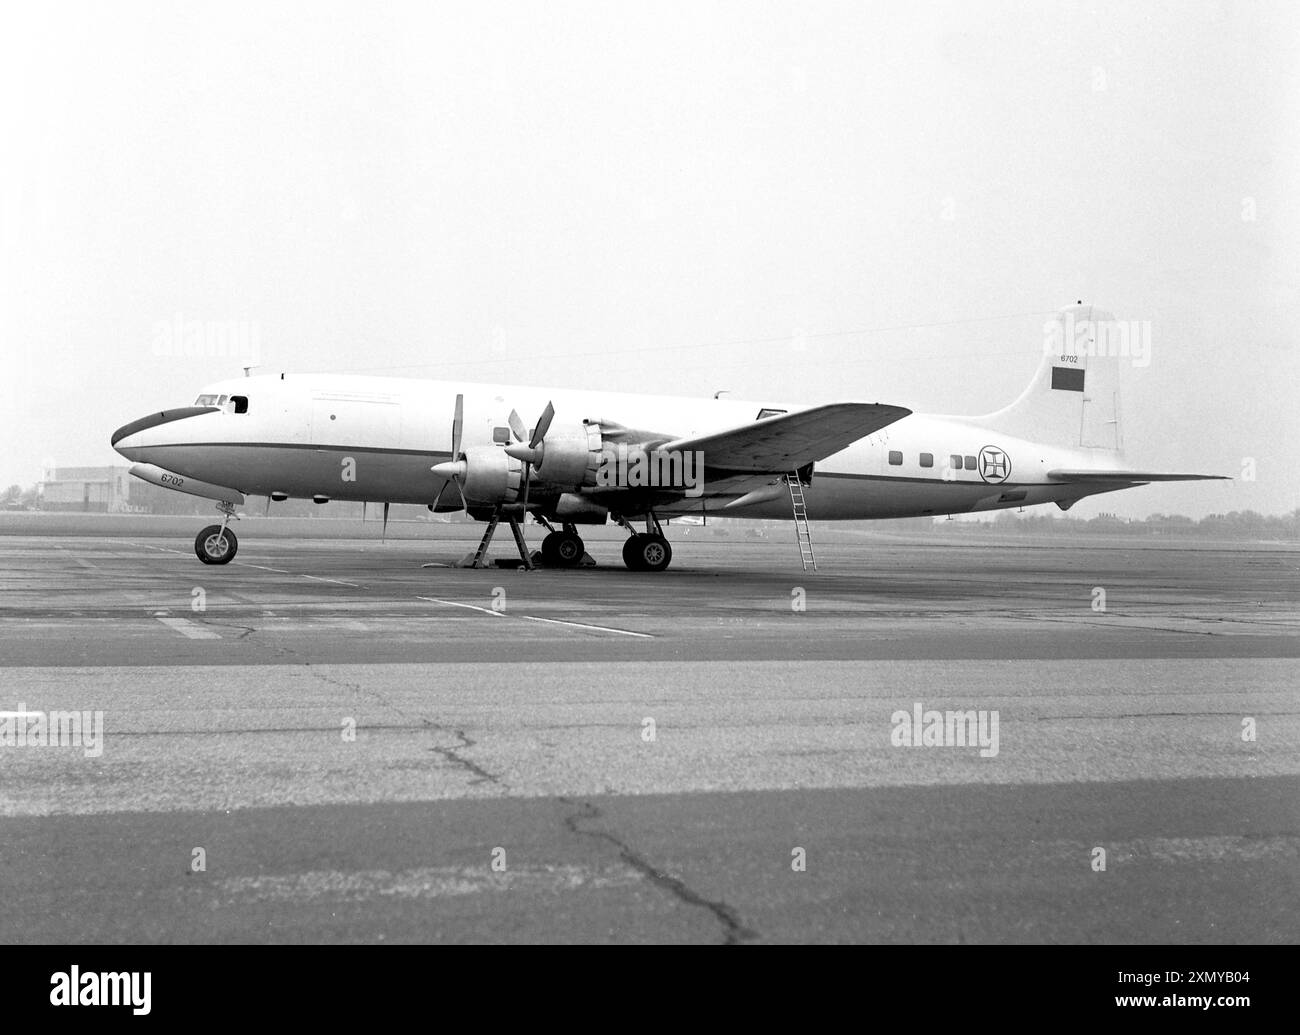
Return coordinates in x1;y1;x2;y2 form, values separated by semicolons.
382;501;389;543
430;479;449;511
507;409;527;443
451;393;464;459
529;401;555;449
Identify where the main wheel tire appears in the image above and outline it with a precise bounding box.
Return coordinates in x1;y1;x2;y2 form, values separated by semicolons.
541;532;561;565
624;533;671;572
552;531;584;566
195;525;238;565
542;531;584;566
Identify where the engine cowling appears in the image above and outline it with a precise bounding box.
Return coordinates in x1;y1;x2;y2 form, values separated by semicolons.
459;445;524;504
532;421;604;490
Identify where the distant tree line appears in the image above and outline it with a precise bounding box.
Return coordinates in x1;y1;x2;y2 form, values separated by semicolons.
944;507;1300;540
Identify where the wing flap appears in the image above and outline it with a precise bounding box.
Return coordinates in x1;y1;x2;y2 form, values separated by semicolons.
662;402;911;473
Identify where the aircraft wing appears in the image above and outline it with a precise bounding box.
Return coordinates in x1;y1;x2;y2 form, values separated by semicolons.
660;402;912;474
1047;470;1231;483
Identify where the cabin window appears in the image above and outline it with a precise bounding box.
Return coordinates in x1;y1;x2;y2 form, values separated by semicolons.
964;455;977;470
949;454;962;471
492;426;511;444
919;452;934;468
888;450;903;466
231;395;249;414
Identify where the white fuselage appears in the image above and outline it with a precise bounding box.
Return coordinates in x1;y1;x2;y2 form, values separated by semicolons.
112;373;1117;520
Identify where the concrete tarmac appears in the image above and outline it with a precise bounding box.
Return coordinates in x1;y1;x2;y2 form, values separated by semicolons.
1;528;1297;943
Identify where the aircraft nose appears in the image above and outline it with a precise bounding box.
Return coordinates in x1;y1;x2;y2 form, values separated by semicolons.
111;430;139;457
110;405;219;456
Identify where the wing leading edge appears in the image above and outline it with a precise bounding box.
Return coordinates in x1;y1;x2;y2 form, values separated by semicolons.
661;402;912;474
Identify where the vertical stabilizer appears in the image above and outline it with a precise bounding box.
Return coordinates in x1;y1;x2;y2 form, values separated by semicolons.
967;304;1129;452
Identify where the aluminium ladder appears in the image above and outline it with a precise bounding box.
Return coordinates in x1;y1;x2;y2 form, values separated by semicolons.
786;472;817;571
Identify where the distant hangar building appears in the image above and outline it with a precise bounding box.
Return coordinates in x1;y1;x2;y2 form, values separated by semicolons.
40;466;133;513
39;465;209;514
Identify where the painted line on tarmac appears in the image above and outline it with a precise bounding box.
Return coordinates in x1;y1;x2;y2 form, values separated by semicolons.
511;613;653;638
416;596;505;618
154;615;222;640
416;596;652;638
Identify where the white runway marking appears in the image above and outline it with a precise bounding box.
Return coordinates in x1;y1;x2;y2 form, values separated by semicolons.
239;563;290;574
512;613;653;638
154;616;221;640
416;596;652;637
416;596;505;618
301;575;360;587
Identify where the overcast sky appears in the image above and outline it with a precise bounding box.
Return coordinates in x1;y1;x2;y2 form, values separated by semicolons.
2;0;1296;518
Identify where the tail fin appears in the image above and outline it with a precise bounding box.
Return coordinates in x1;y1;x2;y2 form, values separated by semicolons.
968;304;1134;452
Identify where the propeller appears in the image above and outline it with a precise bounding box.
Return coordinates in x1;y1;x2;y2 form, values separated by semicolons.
429;394;469;512
503;401;554;508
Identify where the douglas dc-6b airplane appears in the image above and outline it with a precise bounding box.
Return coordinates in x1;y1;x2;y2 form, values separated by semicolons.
110;304;1227;572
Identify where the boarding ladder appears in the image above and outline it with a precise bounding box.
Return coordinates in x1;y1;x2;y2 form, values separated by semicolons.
786;472;817;571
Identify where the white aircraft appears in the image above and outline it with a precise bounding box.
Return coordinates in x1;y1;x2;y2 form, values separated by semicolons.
110;305;1227;572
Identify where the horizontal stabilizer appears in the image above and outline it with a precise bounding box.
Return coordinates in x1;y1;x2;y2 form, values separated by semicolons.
1047;470;1231;484
662;402;911;474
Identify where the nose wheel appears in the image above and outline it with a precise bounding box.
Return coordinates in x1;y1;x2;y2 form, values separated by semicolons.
195;501;240;565
195;524;238;564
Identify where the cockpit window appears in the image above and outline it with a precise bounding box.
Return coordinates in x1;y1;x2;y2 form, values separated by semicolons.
194;394;220;406
231;395;249;414
217;395;228;406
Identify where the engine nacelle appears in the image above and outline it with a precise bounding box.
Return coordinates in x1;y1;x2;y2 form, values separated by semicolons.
533;421;604;490
461;445;524;504
553;493;609;524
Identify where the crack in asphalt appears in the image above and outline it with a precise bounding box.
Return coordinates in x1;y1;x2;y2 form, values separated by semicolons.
206;628;507;789
561;797;757;944
422;725;503;787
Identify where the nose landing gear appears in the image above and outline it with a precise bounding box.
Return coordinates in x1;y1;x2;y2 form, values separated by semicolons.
195;501;239;565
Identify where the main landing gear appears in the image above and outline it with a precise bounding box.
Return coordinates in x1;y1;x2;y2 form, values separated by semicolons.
540;527;586;567
195;501;239;565
616;511;673;572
